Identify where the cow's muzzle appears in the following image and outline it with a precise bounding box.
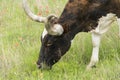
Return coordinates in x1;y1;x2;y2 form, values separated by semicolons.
37;62;51;70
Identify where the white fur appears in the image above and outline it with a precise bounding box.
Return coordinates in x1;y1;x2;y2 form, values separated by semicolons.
87;31;101;69
42;28;48;39
87;13;117;70
97;13;116;34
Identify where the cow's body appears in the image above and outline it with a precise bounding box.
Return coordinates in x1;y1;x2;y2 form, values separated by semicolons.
23;0;120;69
58;0;120;33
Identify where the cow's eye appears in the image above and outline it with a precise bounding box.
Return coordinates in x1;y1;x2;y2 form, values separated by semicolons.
46;43;53;46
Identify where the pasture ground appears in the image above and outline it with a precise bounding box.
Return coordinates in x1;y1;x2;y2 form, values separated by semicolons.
0;0;120;80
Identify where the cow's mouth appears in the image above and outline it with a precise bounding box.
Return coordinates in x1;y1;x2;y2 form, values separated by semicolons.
37;62;52;70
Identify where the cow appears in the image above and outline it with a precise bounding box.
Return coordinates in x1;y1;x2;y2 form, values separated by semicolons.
23;0;120;70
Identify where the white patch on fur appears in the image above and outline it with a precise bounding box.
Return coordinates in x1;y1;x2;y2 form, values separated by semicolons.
87;13;117;70
87;32;101;70
96;13;116;34
42;28;48;39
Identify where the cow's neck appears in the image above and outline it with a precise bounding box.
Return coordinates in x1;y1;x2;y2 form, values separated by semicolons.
57;0;119;40
57;0;94;40
58;16;84;41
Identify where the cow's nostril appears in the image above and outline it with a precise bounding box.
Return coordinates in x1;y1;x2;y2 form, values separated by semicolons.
36;61;42;69
36;62;52;70
37;64;41;69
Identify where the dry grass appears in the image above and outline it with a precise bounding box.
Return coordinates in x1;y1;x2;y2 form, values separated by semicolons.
0;0;120;80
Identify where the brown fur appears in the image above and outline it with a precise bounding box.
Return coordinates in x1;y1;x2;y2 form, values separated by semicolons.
58;0;120;34
37;0;120;69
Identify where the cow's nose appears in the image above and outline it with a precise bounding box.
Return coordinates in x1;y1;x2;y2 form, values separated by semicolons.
36;61;42;69
37;62;51;70
37;64;42;69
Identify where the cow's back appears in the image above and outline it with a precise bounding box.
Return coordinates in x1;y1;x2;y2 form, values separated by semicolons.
107;0;120;17
58;0;120;32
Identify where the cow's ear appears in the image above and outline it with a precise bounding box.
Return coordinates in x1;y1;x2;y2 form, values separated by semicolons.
45;15;64;36
45;24;64;36
51;24;64;36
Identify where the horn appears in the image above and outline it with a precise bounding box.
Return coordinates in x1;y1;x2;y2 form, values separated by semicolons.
45;15;64;36
23;0;46;23
23;0;64;36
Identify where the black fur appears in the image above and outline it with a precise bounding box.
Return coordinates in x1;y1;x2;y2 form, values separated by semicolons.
37;0;120;69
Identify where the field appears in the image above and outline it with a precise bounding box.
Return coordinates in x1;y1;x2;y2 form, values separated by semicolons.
0;0;120;80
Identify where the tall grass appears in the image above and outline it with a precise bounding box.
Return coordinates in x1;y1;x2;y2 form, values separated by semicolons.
0;0;120;80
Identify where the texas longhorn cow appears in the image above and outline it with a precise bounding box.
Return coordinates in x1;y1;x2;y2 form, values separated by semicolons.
23;0;120;69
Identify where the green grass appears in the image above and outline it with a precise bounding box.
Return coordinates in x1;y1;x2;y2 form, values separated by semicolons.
0;0;120;80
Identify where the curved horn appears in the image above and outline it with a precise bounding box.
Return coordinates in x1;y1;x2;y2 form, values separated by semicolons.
23;0;46;23
23;0;64;36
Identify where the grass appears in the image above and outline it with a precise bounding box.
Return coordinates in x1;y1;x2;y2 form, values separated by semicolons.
0;0;120;80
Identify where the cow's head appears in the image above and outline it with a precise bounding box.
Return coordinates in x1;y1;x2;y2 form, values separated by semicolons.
23;0;72;69
37;34;71;69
